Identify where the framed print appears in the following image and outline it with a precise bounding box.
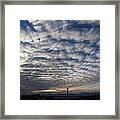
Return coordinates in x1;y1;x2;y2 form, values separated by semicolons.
0;0;119;119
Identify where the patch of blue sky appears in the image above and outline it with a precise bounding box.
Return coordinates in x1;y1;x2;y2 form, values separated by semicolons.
20;20;37;32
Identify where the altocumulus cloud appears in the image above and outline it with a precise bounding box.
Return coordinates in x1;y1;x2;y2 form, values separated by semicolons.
20;20;100;95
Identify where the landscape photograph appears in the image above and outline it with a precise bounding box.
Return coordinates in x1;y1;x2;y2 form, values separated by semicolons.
20;20;100;100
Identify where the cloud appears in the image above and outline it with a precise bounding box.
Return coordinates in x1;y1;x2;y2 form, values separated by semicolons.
20;20;100;95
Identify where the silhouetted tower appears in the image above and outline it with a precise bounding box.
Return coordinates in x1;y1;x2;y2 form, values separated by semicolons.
67;87;69;96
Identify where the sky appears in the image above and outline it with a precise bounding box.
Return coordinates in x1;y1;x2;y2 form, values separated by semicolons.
20;20;100;95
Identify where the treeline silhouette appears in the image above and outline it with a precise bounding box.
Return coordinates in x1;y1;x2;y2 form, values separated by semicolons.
20;92;100;100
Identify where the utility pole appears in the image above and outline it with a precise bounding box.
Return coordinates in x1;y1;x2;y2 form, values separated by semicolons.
67;87;69;96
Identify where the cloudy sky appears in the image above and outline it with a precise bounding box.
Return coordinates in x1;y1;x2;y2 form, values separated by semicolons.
20;20;100;95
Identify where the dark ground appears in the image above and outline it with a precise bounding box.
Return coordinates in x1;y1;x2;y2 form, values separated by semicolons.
20;92;100;100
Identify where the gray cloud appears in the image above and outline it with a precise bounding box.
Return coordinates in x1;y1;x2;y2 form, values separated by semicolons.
20;20;100;95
